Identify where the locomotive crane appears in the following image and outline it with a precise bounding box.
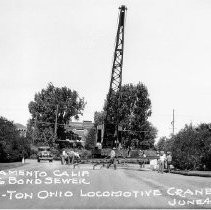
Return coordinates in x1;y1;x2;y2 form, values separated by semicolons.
97;5;127;148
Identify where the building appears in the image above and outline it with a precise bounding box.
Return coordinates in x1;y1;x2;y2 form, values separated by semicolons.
66;120;94;141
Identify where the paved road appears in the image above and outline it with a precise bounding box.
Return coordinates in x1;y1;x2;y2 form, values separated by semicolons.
0;159;210;209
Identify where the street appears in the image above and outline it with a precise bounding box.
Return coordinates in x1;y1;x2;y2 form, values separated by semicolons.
0;159;210;209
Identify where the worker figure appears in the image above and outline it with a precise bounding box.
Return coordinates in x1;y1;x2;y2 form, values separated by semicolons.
142;151;147;168
96;142;102;150
127;146;132;157
66;150;75;164
73;151;80;163
21;150;26;164
61;149;68;165
71;151;81;169
158;151;166;173
107;148;117;170
166;152;172;173
138;150;144;168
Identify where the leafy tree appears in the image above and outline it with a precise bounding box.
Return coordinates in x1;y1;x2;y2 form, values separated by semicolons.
85;127;96;150
94;111;105;127
137;121;157;149
170;124;201;170
0;116;19;143
28;83;86;145
167;123;211;170
155;137;167;151
0;116;30;162
164;137;174;153
99;82;157;149
194;123;211;169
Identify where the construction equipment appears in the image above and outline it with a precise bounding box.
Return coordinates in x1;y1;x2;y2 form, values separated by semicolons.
97;5;127;148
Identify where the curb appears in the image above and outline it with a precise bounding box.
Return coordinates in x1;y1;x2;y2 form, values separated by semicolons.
171;170;211;177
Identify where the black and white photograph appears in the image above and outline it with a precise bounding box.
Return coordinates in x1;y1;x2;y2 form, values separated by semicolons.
0;0;211;209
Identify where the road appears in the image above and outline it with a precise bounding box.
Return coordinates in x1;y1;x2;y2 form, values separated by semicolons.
0;159;210;209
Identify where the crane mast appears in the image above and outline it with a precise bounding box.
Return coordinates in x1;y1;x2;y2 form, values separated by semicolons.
98;5;127;148
108;5;126;95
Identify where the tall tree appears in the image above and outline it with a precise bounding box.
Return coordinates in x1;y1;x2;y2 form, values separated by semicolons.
85;127;96;150
95;82;157;149
94;111;105;127
28;83;86;145
0;116;30;162
155;137;167;151
166;123;211;170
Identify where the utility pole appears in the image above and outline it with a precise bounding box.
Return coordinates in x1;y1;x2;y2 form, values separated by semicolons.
172;109;175;135
54;105;59;140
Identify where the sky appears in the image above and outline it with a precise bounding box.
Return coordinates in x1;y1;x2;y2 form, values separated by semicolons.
1;0;211;140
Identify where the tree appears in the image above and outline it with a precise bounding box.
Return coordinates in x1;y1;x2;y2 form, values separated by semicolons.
156;137;167;151
85;127;96;150
94;111;105;127
194;123;211;170
0;116;31;162
102;82;157;149
170;124;202;170
28;83;86;145
166;123;211;170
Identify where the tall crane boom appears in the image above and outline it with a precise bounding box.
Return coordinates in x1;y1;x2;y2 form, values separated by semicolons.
108;5;126;95
101;5;127;148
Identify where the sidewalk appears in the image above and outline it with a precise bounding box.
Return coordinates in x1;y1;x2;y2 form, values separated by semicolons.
171;170;211;177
